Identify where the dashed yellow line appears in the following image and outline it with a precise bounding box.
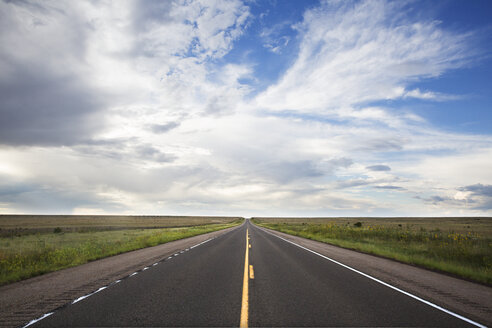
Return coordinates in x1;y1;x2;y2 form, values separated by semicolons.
249;265;254;279
240;229;249;327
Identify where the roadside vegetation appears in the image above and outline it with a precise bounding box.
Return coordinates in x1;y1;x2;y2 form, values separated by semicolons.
252;217;492;285
0;218;242;286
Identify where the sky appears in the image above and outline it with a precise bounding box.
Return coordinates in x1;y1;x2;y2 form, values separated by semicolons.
0;0;491;217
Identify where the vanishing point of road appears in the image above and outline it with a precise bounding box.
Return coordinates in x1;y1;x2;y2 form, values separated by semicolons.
31;220;480;327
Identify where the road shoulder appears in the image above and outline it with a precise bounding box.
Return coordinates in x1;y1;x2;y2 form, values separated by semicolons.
0;225;239;328
255;224;492;327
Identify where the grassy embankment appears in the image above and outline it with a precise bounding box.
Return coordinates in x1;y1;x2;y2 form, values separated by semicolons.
0;215;243;286
252;217;492;285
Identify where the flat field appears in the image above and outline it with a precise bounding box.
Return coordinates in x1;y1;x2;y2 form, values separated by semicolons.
0;215;243;285
0;215;241;236
253;217;492;285
252;217;492;235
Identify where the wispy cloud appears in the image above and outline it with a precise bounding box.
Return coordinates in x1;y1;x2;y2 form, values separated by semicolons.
255;0;472;117
402;88;462;101
259;21;292;54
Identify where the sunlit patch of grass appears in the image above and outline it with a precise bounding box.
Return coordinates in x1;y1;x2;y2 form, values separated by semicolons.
0;220;242;285
253;220;492;285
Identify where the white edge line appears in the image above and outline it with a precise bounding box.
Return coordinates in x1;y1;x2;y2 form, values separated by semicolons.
72;286;107;304
258;226;487;328
23;312;54;328
190;237;213;249
71;295;88;304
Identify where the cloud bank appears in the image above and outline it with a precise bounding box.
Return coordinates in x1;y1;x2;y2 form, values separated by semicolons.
0;0;490;216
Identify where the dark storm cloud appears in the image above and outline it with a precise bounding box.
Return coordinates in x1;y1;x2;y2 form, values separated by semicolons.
0;180;33;197
0;67;106;146
460;183;492;197
458;184;492;210
366;164;391;171
0;1;107;146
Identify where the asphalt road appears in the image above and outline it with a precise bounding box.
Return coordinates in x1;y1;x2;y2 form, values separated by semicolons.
32;220;476;327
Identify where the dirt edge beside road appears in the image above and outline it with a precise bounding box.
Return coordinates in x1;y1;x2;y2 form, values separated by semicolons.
0;225;240;328
256;224;492;327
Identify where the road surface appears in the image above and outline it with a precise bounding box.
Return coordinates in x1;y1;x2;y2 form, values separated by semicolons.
31;220;479;327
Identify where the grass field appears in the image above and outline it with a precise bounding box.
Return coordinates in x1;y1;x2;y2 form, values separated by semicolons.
252;217;492;285
0;215;241;236
0;216;243;286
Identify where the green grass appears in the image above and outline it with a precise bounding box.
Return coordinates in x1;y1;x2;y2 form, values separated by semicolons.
0;220;242;286
252;218;492;285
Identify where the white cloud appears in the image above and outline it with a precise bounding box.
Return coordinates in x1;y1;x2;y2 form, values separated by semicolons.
255;0;471;115
0;0;490;216
401;148;492;188
403;88;461;101
259;21;292;54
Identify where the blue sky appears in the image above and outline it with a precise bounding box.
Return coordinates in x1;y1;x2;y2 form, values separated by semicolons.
0;0;491;216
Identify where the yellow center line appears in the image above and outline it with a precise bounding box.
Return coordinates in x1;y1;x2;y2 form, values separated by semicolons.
249;265;254;279
240;228;249;328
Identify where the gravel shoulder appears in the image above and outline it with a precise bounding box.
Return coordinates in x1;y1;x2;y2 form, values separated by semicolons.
0;225;239;328
257;225;492;327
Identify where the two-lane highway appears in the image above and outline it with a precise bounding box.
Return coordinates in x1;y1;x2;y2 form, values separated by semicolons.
31;220;479;327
